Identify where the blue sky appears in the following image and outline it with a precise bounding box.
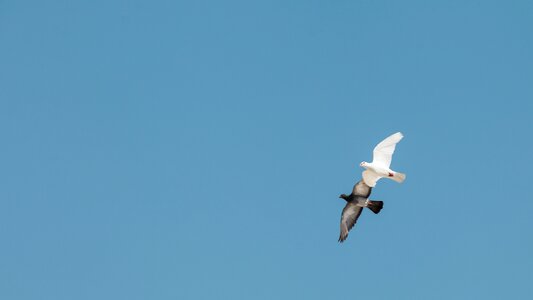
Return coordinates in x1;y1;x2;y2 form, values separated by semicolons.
1;0;532;299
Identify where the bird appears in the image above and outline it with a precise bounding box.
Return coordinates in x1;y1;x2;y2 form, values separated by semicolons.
338;179;383;242
360;132;406;187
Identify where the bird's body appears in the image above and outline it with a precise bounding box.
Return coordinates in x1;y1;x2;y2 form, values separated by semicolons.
364;162;392;177
361;132;406;187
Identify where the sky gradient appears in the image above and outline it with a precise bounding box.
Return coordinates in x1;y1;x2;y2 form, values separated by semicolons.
1;1;532;299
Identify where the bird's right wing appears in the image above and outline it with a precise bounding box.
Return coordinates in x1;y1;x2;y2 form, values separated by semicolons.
372;132;403;168
352;179;372;198
339;202;363;243
362;170;382;187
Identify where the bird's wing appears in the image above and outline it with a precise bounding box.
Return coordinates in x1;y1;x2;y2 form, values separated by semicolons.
362;170;382;187
372;132;403;168
352;179;372;198
339;202;363;243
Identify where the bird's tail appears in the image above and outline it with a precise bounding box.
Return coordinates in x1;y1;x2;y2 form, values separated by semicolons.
391;172;406;183
367;200;383;214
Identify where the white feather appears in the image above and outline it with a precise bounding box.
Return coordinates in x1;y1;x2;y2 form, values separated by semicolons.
361;132;406;187
362;170;381;187
372;132;403;168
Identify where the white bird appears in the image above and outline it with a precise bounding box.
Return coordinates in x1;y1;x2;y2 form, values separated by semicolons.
360;132;406;187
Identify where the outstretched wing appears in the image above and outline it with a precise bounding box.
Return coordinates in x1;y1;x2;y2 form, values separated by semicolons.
362;170;382;187
352;179;372;198
372;132;403;168
339;202;363;243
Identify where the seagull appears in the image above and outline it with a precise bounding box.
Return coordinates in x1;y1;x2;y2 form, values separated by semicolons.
360;132;406;187
338;179;383;242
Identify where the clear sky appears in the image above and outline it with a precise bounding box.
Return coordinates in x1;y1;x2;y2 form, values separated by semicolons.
1;1;532;299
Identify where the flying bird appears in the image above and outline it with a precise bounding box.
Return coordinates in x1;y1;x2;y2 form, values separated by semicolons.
360;132;406;187
338;180;383;242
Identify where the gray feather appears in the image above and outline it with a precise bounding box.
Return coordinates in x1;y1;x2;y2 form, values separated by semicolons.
338;202;363;243
351;180;372;198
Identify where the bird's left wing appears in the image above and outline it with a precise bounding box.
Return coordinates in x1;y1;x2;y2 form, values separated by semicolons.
339;202;363;243
372;132;403;168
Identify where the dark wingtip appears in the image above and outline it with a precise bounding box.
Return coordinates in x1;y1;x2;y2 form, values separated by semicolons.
338;234;347;243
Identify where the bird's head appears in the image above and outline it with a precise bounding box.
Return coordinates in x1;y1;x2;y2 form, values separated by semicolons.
360;161;368;168
339;194;349;200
